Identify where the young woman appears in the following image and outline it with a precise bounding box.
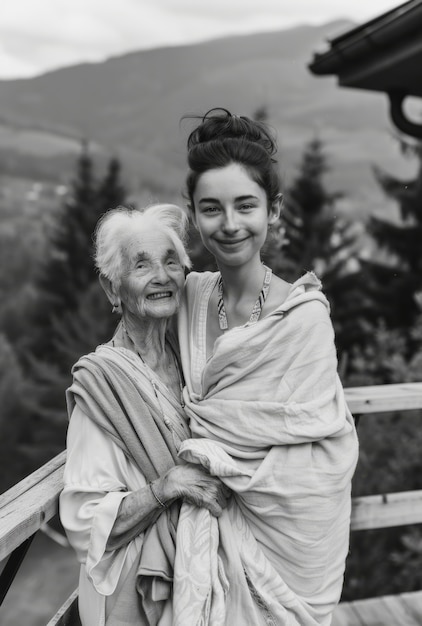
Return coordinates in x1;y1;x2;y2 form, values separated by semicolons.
174;109;359;625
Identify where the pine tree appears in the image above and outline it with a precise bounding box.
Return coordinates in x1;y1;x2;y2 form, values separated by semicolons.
28;145;126;362
28;142;96;358
277;137;342;278
96;155;127;217
25;281;118;438
363;137;422;336
268;137;366;359
317;219;372;360
18;149;128;468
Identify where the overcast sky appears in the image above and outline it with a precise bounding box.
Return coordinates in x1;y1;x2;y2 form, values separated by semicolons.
0;0;403;79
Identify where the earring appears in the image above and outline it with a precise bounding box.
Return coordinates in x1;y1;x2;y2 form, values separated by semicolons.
112;302;121;314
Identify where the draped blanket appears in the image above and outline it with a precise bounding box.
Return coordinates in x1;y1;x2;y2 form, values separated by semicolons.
176;272;359;626
67;345;188;625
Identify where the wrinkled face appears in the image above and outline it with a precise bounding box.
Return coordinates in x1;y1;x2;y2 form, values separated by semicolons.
118;229;185;320
192;162;279;269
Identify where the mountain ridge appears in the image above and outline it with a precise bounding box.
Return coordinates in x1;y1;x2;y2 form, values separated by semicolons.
0;20;408;217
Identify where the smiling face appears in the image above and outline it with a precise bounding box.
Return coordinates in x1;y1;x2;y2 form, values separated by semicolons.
192;162;280;270
118;229;185;321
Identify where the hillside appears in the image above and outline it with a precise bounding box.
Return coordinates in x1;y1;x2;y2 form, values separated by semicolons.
0;21;411;217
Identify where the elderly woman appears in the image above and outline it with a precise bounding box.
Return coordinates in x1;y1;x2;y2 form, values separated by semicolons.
60;204;227;626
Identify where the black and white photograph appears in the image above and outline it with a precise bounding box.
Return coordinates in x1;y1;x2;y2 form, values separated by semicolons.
1;1;422;625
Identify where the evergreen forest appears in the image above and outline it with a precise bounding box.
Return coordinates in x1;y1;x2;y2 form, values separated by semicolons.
1;124;422;603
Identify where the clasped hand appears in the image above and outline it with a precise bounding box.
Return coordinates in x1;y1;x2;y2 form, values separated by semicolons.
163;463;230;517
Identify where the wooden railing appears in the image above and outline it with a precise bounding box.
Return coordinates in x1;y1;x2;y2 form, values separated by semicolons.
0;451;71;625
346;383;422;533
1;382;422;625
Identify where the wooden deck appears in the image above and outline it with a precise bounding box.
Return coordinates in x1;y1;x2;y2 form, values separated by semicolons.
333;590;422;626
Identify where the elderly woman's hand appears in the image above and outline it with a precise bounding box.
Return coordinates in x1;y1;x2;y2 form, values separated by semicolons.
106;463;230;551
162;464;230;517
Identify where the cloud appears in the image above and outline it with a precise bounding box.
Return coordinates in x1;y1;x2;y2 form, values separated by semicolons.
0;46;40;79
147;0;401;23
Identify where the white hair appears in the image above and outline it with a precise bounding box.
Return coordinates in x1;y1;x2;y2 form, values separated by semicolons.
94;203;191;287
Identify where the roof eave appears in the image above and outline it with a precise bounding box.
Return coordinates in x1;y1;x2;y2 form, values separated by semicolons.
308;0;422;138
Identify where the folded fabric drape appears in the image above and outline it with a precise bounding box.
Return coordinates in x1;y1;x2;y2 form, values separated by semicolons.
176;271;359;625
67;345;185;625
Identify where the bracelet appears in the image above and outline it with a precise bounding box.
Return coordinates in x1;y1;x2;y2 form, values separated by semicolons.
150;482;167;509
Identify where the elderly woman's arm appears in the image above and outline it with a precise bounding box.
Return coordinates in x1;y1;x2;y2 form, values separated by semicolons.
62;404;229;562
107;463;228;550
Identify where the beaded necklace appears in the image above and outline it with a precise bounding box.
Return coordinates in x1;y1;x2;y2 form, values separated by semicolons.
217;265;272;330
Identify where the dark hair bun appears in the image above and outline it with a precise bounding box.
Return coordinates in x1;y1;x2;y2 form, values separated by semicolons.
186;107;277;161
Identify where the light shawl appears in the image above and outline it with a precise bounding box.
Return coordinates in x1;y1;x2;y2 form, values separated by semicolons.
66;343;189;625
175;271;359;626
